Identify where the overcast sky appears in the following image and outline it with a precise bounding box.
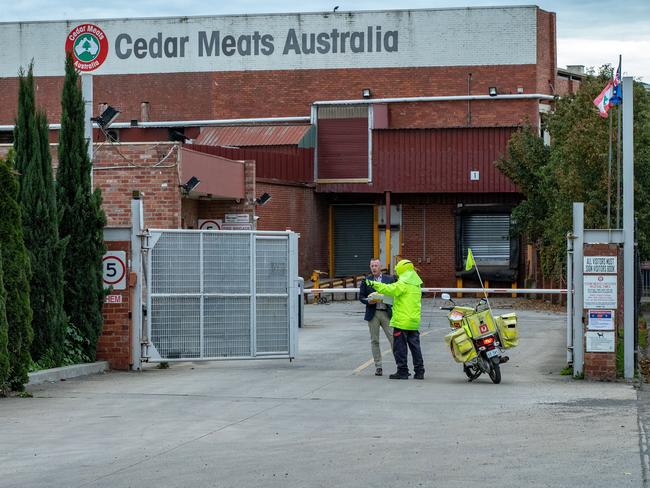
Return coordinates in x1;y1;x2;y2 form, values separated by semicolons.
2;0;648;80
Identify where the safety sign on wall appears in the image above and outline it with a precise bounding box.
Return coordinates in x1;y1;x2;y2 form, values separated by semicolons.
584;256;617;274
198;219;222;230
585;331;615;353
583;274;617;309
103;251;127;290
587;310;614;330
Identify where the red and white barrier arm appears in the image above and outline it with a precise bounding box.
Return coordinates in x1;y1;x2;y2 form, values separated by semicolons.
306;287;568;295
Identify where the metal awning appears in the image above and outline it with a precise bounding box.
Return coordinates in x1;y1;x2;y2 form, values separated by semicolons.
180;147;245;199
196;125;311;147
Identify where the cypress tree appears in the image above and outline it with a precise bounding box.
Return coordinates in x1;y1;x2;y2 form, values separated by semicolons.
0;246;9;395
0;154;32;391
13;65;35;181
12;63;68;364
57;53;107;360
23;109;68;364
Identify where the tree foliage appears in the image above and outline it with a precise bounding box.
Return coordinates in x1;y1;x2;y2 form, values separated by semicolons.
497;66;650;281
57;53;107;360
0;153;32;391
14;63;68;365
0;246;9;395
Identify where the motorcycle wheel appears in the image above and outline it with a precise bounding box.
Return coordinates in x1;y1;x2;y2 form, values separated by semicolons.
488;356;501;384
463;364;481;381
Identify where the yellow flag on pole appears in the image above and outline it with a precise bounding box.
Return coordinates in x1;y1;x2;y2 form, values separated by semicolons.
465;248;475;271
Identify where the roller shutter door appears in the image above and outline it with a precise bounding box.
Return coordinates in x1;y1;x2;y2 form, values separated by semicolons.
333;206;373;277
462;214;510;266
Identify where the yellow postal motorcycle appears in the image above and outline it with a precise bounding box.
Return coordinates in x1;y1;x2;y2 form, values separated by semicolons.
441;293;518;384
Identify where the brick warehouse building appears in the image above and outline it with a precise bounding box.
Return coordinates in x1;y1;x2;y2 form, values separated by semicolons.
0;5;572;288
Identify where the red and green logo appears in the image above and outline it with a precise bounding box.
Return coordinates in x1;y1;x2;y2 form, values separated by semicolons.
65;24;109;71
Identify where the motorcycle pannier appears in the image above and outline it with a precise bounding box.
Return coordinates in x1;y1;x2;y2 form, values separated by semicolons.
496;313;519;348
463;309;497;339
444;328;477;363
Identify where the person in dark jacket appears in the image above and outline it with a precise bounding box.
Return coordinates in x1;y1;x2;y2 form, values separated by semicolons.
359;258;395;376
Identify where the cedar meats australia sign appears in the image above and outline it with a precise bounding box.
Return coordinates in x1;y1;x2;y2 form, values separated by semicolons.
65;24;109;71
3;7;538;76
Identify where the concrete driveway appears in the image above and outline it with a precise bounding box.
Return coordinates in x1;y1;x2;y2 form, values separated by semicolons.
0;299;641;488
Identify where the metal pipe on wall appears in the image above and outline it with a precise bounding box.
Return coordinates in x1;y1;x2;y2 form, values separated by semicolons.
467;73;472;127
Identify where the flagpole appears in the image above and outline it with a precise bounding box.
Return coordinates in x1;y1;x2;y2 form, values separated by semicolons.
616;55;622;228
472;262;494;319
465;248;493;314
607;107;613;228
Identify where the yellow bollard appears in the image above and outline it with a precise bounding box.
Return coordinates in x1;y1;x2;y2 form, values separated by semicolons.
311;270;321;304
511;281;517;298
456;277;463;298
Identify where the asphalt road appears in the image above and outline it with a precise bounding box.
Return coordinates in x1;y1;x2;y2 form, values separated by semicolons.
0;298;642;488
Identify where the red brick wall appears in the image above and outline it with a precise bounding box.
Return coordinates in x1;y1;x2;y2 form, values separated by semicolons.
401;202;457;287
93;143;182;228
388;98;540;130
98;240;131;370
536;10;557;96
255;180;328;278
556;77;582;97
0;62;554;126
583;244;622;381
1;142;182;228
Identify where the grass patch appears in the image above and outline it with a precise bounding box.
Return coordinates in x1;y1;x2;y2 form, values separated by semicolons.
616;328;624;377
560;365;573;376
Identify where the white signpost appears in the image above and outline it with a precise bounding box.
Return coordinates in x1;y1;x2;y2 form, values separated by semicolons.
103;251;127;291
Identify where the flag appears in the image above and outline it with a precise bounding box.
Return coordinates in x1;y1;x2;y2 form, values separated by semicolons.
593;81;614;118
610;59;622;106
465;248;475;271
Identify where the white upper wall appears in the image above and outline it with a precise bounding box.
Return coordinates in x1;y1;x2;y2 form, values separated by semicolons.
0;7;539;77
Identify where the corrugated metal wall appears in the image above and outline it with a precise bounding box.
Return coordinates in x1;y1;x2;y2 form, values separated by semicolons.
190;144;313;182
317;105;369;180
317;127;517;193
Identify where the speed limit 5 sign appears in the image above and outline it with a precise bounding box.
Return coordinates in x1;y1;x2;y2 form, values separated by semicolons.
103;251;127;290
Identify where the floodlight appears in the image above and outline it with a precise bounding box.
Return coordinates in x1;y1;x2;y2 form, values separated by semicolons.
92;105;120;129
182;176;200;193
255;192;272;205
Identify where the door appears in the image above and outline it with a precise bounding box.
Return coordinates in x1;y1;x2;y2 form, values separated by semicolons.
333;205;374;277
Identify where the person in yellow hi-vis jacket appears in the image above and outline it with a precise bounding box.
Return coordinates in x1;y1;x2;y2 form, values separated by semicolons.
367;259;424;380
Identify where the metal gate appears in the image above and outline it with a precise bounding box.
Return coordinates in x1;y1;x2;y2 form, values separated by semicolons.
143;229;299;362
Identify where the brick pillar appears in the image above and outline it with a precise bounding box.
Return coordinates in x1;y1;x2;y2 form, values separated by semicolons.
98;240;132;370
583;244;622;381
